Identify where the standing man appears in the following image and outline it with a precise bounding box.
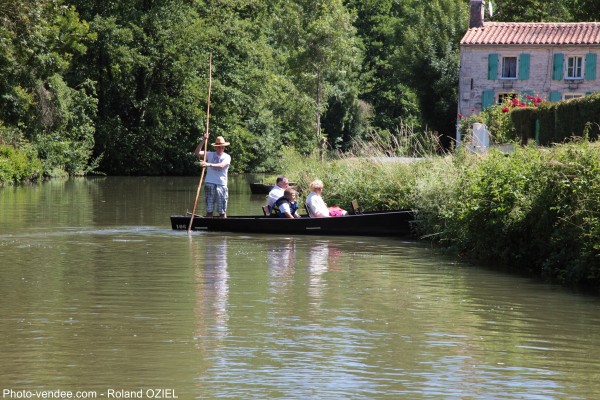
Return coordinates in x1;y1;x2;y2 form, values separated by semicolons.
267;175;289;212
195;134;231;218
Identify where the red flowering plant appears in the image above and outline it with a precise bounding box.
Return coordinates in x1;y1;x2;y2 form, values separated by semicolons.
509;94;543;109
459;94;543;144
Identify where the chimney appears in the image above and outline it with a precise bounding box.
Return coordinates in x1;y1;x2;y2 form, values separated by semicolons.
469;0;484;29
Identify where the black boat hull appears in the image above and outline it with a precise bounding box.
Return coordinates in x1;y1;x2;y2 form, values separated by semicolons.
249;182;296;194
249;183;272;194
171;210;415;237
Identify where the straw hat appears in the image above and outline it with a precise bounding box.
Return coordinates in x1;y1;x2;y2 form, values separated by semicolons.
211;136;230;147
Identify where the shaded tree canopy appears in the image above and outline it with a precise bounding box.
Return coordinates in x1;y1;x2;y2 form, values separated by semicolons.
1;0;599;175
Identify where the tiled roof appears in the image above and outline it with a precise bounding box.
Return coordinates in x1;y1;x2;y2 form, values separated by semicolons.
461;22;600;46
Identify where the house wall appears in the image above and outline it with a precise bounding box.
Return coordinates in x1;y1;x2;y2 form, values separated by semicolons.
458;45;600;118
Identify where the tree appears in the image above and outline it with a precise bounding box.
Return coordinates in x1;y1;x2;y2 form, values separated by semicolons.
489;0;571;22
0;0;97;175
565;0;600;21
395;0;467;147
68;0;210;174
274;0;362;157
67;0;321;173
193;0;313;172
346;0;423;134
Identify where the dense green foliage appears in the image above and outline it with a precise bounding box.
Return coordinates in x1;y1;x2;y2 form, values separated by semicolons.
537;94;600;145
459;97;518;144
476;93;600;146
347;0;467;147
430;143;600;292
2;0;600;181
489;0;571;22
509;107;537;144
282;141;600;292
0;144;43;185
0;0;96;178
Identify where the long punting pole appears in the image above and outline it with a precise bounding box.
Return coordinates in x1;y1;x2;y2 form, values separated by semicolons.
188;53;212;234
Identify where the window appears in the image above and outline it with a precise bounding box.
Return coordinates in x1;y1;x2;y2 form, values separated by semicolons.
501;56;517;79
497;92;517;104
563;93;583;100
566;56;583;80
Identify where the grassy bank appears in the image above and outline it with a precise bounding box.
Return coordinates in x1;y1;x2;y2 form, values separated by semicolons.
280;140;600;293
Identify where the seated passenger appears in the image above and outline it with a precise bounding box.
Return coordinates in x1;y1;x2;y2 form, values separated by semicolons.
271;188;301;219
306;179;330;217
306;179;347;217
267;175;289;212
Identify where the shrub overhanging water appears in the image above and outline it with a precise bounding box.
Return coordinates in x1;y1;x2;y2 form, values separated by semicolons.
281;139;600;292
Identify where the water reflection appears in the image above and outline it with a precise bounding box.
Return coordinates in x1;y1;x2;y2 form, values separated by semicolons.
3;177;600;399
267;238;296;292
191;237;229;352
265;238;344;302
307;241;342;306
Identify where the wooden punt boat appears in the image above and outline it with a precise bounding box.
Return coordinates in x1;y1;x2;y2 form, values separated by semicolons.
249;183;272;194
170;210;416;237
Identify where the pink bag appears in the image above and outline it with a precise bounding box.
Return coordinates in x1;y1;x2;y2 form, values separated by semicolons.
328;206;347;217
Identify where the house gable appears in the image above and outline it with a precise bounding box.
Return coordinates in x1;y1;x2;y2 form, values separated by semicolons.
457;1;600;145
461;22;600;46
458;22;600;119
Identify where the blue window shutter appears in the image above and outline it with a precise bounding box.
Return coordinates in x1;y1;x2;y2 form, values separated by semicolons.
585;53;597;80
549;91;562;102
488;54;498;80
553;53;564;80
519;54;530;80
482;90;495;108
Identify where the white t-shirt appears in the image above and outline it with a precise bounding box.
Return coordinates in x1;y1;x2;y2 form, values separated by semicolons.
267;185;284;208
204;151;231;186
306;191;330;217
278;201;292;215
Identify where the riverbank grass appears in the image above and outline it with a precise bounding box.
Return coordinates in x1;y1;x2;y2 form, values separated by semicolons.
282;140;600;292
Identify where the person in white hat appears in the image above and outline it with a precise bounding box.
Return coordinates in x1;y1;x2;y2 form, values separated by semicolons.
194;133;231;218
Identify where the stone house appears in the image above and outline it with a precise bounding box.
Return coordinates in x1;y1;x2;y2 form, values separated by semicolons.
458;0;600;132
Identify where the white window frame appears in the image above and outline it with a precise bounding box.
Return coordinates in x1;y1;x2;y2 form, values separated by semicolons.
497;92;517;104
563;93;583;100
500;55;518;80
566;55;584;80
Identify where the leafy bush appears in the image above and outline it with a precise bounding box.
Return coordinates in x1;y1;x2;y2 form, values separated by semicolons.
460;95;543;144
0;144;43;185
538;93;600;145
0;121;25;147
419;142;600;291
510;107;538;144
282;138;600;292
459;102;516;144
33;76;98;176
278;146;416;212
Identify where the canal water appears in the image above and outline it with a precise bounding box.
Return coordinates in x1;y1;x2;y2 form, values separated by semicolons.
1;176;599;399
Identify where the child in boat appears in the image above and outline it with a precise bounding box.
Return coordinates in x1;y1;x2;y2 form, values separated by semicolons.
271;188;301;219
